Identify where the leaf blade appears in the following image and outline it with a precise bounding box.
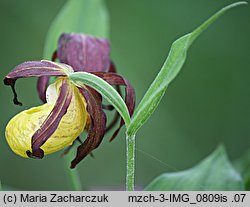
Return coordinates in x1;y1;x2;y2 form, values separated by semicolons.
43;0;109;59
127;1;247;136
234;149;250;190
145;146;244;190
69;72;131;127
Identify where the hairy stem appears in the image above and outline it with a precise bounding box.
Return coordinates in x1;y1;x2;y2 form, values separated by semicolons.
126;133;136;191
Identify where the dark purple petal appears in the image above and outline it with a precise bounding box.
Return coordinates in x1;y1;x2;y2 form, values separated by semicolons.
61;137;82;157
37;76;50;103
71;86;107;168
4;60;69;81
26;79;73;158
108;61;117;73
7;79;23;106
57;33;110;72
51;51;58;62
92;72;136;141
4;60;70;105
36;51;59;103
104;62;123;133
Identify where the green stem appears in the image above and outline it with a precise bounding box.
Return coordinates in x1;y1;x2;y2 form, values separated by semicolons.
64;154;83;191
126;133;136;191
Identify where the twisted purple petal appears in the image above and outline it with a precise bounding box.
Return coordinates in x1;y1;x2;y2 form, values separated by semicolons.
27;79;73;158
92;72;136;141
4;60;70;105
71;86;106;168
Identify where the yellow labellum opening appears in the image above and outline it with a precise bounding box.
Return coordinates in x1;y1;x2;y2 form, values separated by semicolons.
5;79;87;158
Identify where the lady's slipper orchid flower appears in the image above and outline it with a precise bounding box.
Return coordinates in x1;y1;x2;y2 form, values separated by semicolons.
4;34;135;168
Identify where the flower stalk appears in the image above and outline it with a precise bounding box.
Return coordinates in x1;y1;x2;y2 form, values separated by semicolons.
126;133;136;191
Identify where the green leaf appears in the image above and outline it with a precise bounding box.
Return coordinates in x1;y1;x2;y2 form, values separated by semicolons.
43;0;109;59
145;146;244;190
234;149;250;190
69;72;131;127
127;1;247;136
0;181;2;191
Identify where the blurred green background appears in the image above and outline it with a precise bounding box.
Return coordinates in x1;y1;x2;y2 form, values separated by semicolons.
0;0;249;190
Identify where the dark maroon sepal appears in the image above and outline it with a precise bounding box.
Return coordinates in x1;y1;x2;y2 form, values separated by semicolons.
71;86;107;168
36;51;59;103
37;76;50;103
26;149;44;159
4;60;70;105
92;72;136;141
57;33;110;72
4;60;68;81
4;79;23;106
29;79;72;158
104;62;122;132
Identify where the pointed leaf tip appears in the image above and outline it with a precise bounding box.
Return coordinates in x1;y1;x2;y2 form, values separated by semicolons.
127;2;247;136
